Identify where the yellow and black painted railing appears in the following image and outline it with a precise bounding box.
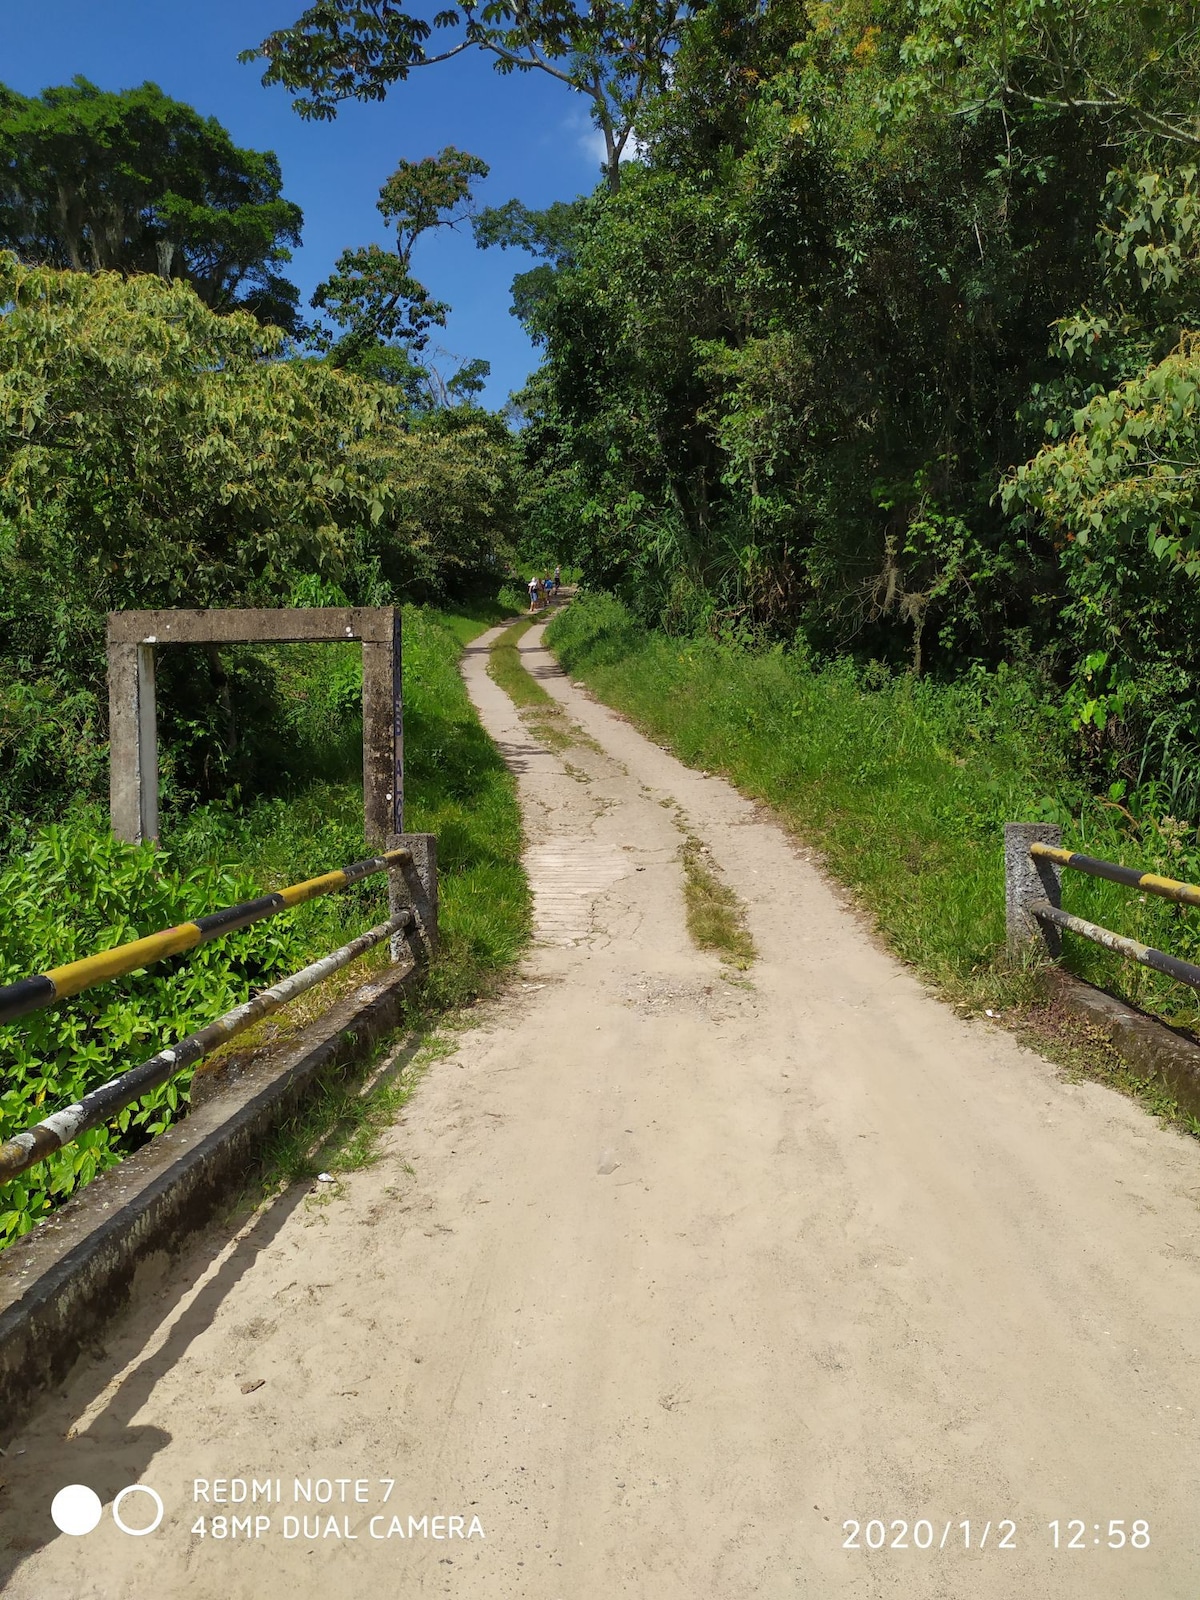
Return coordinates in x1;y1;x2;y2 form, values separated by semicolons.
1030;901;1200;991
1006;824;1200;993
0;840;435;1185
1030;841;1200;910
0;847;412;1027
0;907;414;1184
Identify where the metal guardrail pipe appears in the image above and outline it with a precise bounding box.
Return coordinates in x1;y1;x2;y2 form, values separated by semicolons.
0;908;414;1184
1030;841;1200;909
0;847;413;1027
1030;900;1200;994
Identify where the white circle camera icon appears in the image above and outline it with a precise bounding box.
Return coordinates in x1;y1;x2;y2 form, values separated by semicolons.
112;1485;165;1536
51;1483;164;1537
50;1485;102;1537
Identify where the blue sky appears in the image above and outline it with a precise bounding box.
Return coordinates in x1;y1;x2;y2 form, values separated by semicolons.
5;0;614;409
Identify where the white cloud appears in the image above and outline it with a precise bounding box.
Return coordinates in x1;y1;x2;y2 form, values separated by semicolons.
569;111;647;173
578;120;609;168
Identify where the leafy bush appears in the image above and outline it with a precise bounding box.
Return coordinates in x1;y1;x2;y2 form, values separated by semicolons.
508;1;1200;822
1002;320;1200;807
0;605;530;1247
0;828;309;1244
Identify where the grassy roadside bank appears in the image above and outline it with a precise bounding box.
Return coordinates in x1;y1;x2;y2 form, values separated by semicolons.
546;594;1200;1127
0;604;530;1242
168;603;529;1015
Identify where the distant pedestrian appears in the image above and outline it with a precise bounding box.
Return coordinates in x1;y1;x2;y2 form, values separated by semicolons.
528;576;539;612
554;564;561;590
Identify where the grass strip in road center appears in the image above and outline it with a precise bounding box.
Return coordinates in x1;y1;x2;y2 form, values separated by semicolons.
488;616;557;710
545;594;1200;1135
486;615;598;754
680;834;756;972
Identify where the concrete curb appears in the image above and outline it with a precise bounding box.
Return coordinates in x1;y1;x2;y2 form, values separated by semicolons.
0;960;421;1443
1050;969;1200;1121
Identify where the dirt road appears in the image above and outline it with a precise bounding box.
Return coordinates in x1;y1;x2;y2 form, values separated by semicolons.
3;618;1200;1598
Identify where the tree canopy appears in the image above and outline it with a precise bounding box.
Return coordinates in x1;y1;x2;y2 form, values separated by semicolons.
0;254;516;824
500;0;1200;786
243;0;696;190
0;77;304;330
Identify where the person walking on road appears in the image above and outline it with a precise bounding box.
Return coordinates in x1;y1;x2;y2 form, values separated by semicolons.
528;575;540;613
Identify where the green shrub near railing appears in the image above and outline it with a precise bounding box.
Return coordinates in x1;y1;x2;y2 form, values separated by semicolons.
0;828;310;1242
0;604;530;1247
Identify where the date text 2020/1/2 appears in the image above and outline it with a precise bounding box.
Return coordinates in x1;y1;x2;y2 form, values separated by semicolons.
843;1520;1018;1551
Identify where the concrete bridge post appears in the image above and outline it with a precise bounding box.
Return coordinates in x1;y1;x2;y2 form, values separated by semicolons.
389;833;438;966
1005;821;1063;960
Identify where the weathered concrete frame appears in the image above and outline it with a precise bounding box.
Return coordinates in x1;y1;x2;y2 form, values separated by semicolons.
106;608;402;848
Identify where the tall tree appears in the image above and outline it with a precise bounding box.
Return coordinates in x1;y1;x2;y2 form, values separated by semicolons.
313;145;492;403
0;77;304;330
242;0;694;192
472;197;585;325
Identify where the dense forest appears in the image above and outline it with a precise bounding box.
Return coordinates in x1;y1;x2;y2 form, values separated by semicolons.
492;0;1200;815
10;6;1200;827
0;83;518;837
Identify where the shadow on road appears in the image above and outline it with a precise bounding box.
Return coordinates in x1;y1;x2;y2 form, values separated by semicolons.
492;738;556;774
0;1177;310;1580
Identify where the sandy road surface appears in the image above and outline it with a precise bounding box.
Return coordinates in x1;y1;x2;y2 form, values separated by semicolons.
3;617;1200;1599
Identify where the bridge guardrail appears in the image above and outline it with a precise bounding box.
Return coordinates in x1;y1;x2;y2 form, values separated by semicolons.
0;839;436;1185
1004;822;1200;993
0;846;414;1026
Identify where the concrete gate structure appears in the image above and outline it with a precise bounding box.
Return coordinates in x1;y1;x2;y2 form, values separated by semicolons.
105;606;403;848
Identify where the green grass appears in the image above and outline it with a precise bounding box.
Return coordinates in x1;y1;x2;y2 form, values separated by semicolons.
485;611;594;753
547;594;1200;1050
488;616;558;709
438;594;522;648
246;1025;460;1209
679;833;756;971
162;605;530;1005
